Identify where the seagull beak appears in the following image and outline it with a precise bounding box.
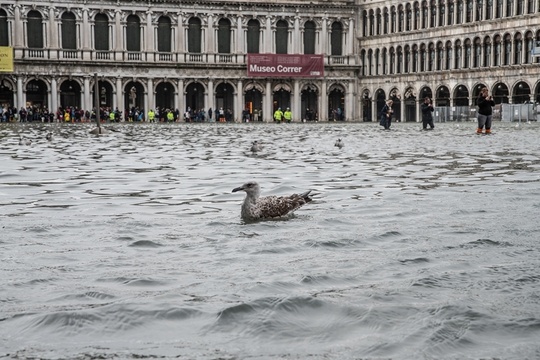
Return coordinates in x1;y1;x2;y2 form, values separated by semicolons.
232;186;244;193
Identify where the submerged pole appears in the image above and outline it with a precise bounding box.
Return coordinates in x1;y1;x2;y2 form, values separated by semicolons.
94;73;100;130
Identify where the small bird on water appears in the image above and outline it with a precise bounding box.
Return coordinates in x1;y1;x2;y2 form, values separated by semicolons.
250;140;263;153
19;136;32;145
232;181;313;221
334;138;344;148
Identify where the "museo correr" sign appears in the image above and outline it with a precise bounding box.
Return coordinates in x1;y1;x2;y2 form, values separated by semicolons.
247;54;324;78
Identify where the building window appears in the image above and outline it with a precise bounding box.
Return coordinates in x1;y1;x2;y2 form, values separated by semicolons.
389;48;395;74
368;49;373;75
457;0;463;23
362;11;368;37
275;20;288;54
503;34;511;64
486;0;493;19
398;6;404;32
0;9;7;46
412;45;418;72
524;32;533;64
464;39;471;67
27;10;43;49
369;10;374;36
188;17;202;53
476;0;483;20
495;0;503;17
157;16;171;52
514;33;522;64
473;38;481;67
404;45;410;73
454;40;462;68
247;19;260;54
517;0;524;14
61;12;76;50
397;47;403;73
431;0;437;27
406;5;412;31
428;43;435;71
494;35;501;65
391;7;397;33
466;0;473;22
383;8;389;34
331;21;343;56
527;0;534;13
483;37;491;66
420;44;426;71
94;14;109;51
439;0;445;26
382;48;387;74
506;0;514;16
448;1;454;25
422;1;428;28
414;4;420;29
218;18;231;54
303;21;315;54
376;9;382;35
445;41;452;69
437;42;444;70
126;15;140;52
375;49;380;75
361;49;366;75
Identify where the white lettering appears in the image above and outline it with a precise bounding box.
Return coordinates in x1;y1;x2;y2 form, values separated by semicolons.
249;64;276;73
277;65;302;73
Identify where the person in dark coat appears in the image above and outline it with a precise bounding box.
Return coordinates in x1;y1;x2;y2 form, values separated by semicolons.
476;87;495;134
421;97;434;130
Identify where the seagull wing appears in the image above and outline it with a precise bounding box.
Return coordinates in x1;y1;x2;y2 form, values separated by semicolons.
255;192;312;218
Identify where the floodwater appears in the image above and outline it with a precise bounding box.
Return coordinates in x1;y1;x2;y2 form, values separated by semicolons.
1;121;539;360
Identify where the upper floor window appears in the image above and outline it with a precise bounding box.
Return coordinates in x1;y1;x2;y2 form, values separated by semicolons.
217;18;231;54
494;35;501;65
430;1;437;27
383;8;389;33
437;42;444;70
27;10;43;49
188;17;202;53
398;5;404;32
439;0;445;26
464;38;471;67
362;11;368;36
397;46;403;73
406;4;412;31
369;10;375;36
391;7;397;32
422;2;428;28
414;4;420;29
445;41;452;69
404;45;410;73
0;9;8;46
454;40;462;68
126;15;141;52
61;12;76;50
303;21;316;54
486;0;493;20
503;34;511;65
94;13;109;51
524;32;533;64
456;0;463;23
157;16;172;52
517;0;524;15
428;43;435;71
483;36;492;67
514;33;522;64
496;0;503;17
466;0;473;22
527;0;534;13
506;0;514;16
376;9;382;35
473;38;481;67
247;19;260;54
448;1;454;25
275;20;288;54
331;21;343;56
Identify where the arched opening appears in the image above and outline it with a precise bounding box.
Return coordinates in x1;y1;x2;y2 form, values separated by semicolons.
493;83;509;104
273;84;291;113
362;89;372;122
156;82;175;111
436;86;450;107
244;85;263;122
0;79;14;108
60;80;81;109
186;82;206;114
328;86;345;121
403;88;415;122
375;89;386;117
513;82;531;104
26;79;48;108
92;80;113;110
301;84;318;121
124;81;144;111
453;85;469;106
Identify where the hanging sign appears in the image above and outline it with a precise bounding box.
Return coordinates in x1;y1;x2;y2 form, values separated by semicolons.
247;54;324;78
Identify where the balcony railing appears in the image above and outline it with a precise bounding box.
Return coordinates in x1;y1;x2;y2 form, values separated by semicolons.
17;47;357;66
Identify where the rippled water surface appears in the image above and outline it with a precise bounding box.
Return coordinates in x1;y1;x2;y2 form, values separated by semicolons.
1;122;540;360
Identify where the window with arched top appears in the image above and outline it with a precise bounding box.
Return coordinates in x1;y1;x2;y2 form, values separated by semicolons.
456;0;463;23
369;10;375;36
412;44;418;72
437;42;444;70
375;48;380;75
362;11;368;36
495;0;503;17
506;0;514;16
524;31;533;64
61;12;76;50
430;0;437;27
0;9;9;46
275;20;288;54
445;41;452;70
514;33;522;64
218;18;231;54
157;16;172;52
439;0;445;26
448;0;454;25
503;34;511;65
404;45;411;73
331;22;343;56
27;10;43;48
454;40;462;69
464;39;471;68
473;38;481;68
383;8;389;34
247;19;260;54
428;43;435;71
376;9;382;35
494;35;501;66
188;17;202;53
422;1;428;28
486;0;493;20
466;0;473;22
406;4;412;31
94;13;109;51
483;36;492;67
126;15;140;52
420;43;427;71
397;46;403;73
303;21;315;54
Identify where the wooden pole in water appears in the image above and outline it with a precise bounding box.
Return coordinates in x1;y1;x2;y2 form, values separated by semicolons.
94;73;101;131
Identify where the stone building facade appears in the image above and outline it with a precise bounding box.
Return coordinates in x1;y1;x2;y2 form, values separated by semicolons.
0;0;539;122
0;0;357;122
359;0;540;122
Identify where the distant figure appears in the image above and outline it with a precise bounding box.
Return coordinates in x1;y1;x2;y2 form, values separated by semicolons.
476;87;495;135
421;97;435;130
379;99;394;130
283;107;292;123
334;138;344;148
274;108;283;123
232;181;313;221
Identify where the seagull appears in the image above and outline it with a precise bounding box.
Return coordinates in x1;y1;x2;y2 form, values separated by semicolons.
19;136;32;145
334;138;344;148
46;132;53;141
250;140;263;153
232;181;313;221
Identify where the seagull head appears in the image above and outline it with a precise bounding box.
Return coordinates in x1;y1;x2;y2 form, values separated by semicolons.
232;181;261;197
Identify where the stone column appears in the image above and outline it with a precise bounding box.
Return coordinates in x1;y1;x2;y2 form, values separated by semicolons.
17;76;24;110
83;76;90;112
51;77;57;113
293;80;300;122
82;8;91;60
13;5;23;48
146;11;153;53
347;18;355;55
321;16;328;55
177;12;184;55
49;7;59;58
321;80;327;121
264;16;272;53
147;78;153;113
114;10;123;61
178;79;184;113
207;79;214;120
265;81;272;122
206;13;213;54
347;81;354;121
236;79;243;121
116;77;123;110
293;14;300;54
236;15;243;54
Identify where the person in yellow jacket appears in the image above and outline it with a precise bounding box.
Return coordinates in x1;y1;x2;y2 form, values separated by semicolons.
283;107;292;123
147;109;155;122
273;108;283;123
166;109;174;122
109;110;116;122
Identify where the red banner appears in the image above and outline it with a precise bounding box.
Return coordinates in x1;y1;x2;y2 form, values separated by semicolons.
247;54;324;78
